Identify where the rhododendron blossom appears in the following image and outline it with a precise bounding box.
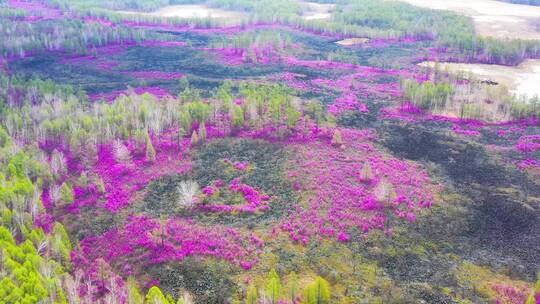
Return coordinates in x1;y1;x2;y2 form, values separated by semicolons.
283;128;436;244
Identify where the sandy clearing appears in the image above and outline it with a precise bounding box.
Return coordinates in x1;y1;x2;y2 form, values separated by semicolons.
119;4;247;20
396;0;540;40
419;60;540;98
300;2;336;20
335;38;370;46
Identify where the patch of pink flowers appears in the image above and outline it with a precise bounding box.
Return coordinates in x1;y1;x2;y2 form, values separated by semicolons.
451;125;481;137
268;72;312;92
199;178;271;214
516;134;540;153
70;132;193;213
202;45;283;66
328;91;369;115
222;158;251;171
490;283;531;304
282;127;436;244
73;216;263;275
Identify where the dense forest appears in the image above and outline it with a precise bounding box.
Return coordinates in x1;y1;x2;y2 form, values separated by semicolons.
1;0;540;303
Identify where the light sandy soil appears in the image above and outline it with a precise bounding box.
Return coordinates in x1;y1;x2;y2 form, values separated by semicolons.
335;38;370;46
419;60;540;98
120;4;247;20
300;2;336;20
397;0;540;40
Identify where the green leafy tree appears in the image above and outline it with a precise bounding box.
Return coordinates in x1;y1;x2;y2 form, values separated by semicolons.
190;130;199;146
180;110;193;135
287;272;299;303
331;129;344;147
286;106;301;128
145;131;156;162
59;182;74;206
246;284;258;304
232;105;245;129
199;122;207;142
526;272;540;304
265;269;282;304
145;286;170;304
127;277;144;304
304;277;331;304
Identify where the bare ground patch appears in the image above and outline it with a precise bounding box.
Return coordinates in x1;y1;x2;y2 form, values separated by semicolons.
397;0;540;40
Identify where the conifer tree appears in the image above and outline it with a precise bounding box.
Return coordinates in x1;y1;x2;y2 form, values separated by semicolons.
331;129;344;147
145;130;156;162
190;130;199;145
199;122;207;142
359;162;373;182
145;286;170;304
246;284;258;304
526;273;540;304
127;277;144;304
287;271;300;303
59;182;74;206
304;277;330;304
265;269;282;304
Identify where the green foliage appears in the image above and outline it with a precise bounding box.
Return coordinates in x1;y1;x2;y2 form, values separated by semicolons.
52;223;72;270
199;122;207;142
331;129;343;147
191;130;199;145
526;272;540;304
265;269;282;304
180;109;194;135
304;277;331;304
146;286;171;304
60;182;75;205
401;78;454;110
146;131;157;162
246;284;258;304
287;272;299;303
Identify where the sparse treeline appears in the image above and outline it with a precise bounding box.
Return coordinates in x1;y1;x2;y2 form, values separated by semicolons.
0;74;80;116
0;76;330;162
47;0;213;12
240;269;331;304
0;17;147;58
400;66;540;121
27;0;539;66
211;30;294;50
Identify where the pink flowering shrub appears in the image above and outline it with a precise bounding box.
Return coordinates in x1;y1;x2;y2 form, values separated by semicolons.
268;72;313;92
70;133;192;213
490;283;531;304
282;127;436;244
452;125;481;137
199;177;271;214
73;216;263;275
222;158;252;171
516;134;540;153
